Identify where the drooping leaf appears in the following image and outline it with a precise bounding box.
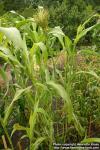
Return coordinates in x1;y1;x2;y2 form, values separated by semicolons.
11;123;28;137
0;27;24;49
0;51;8;61
49;26;65;37
3;86;31;126
49;26;65;48
47;81;73;121
47;81;84;135
0;46;23;68
0;46;12;55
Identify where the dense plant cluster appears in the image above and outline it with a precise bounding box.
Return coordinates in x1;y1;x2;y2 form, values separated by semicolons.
0;10;100;149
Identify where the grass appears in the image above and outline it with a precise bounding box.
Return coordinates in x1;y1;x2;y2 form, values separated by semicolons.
0;10;100;149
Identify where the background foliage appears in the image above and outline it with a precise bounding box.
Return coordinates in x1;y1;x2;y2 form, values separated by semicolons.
0;0;100;41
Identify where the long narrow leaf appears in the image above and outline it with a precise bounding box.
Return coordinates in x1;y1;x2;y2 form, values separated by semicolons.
0;27;24;49
47;81;84;135
3;86;31;126
47;81;73;121
31;137;46;150
81;138;100;143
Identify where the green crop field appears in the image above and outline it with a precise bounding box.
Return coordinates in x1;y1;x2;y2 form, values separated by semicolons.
0;2;100;150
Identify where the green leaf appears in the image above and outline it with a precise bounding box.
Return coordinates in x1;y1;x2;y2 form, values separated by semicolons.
49;26;65;49
72;114;85;136
32;31;39;42
0;46;23;68
78;49;100;56
11;123;28;137
0;46;12;55
0;51;8;61
65;36;73;53
77;25;83;35
0;67;7;82
0;27;24;49
47;81;84;136
74;23;100;46
77;70;100;81
82;14;100;27
3;86;31;126
31;137;45;150
81;138;100;143
30;43;39;59
13;86;31;102
47;81;73;121
10;10;25;20
37;42;48;63
29;100;39;140
45;68;50;82
74;24;100;45
30;42;48;68
49;26;65;37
